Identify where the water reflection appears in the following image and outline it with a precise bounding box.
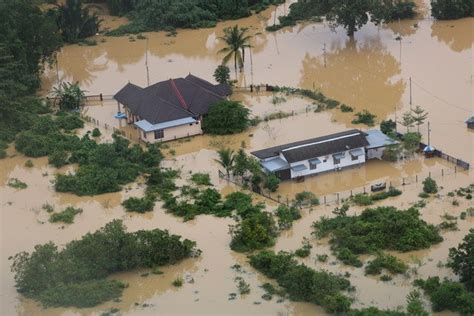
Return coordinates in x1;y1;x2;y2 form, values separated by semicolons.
300;37;404;122
431;19;474;53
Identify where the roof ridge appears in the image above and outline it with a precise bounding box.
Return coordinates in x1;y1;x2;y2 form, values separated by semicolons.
169;78;189;110
184;76;224;99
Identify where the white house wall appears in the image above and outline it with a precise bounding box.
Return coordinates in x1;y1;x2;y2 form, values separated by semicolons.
139;121;203;143
367;147;385;160
289;147;366;178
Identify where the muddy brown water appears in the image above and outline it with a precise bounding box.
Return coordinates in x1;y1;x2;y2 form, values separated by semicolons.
2;0;473;315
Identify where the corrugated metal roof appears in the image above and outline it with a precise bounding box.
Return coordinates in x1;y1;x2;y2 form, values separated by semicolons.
261;157;289;172
135;117;197;132
365;130;398;149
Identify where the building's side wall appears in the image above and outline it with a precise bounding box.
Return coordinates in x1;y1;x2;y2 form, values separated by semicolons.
289;147;366;179
139;121;202;143
367;147;385;160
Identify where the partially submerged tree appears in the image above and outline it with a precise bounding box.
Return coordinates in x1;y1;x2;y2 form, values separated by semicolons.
53;82;85;110
326;0;372;37
449;229;474;291
202;100;250;135
399;111;415;132
213;64;231;84
215;148;235;178
431;0;473;20
411;105;428;133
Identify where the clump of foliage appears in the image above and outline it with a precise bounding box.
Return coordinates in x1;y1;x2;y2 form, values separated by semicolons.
213;64;230;84
293;191;320;207
172;277;183;287
106;0;285;35
122;197;155;213
202;100;250;135
190;172;212;186
448;229;474;291
422;177;438;194
235;276;251;295
294;238;312;258
91;128;101;137
10;220;198;307
272;86;348;111
49;206;83;224
313;206;443;262
365;253;408;276
8;178;28;189
380;119;397;135
52;82;85;111
340;104;354;112
352;110;376;126
431;0;473;20
55;134;162;196
249;251;352;313
414;277;474;315
230;211;277;252
264;173;280;192
275;204;301;230
55;112;84;130
336;248;363;267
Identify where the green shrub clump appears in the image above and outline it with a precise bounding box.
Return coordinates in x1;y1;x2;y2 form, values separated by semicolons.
431;0;473;20
122;197;155;213
365;253;408;275
313;206;443;262
275;204;301;230
448;228;474;291
422;177;438;194
264;173;280;192
230;211;277;252
352;110;376;126
49;206;83;224
249;251;352;313
10;220;198;307
91;128;101;137
414;277;474;315
190;172;212;186
202;100;250;135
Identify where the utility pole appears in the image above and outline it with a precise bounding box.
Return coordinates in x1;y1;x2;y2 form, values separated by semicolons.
409;77;412;107
145;38;150;87
55;59;60;85
394;106;398;133
427;121;431;146
323;43;327;68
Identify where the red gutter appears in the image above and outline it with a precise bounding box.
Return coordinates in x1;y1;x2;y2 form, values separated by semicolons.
169;79;188;110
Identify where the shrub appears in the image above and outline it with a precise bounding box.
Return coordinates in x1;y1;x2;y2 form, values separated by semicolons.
49;206;83;224
352;110;376;126
313;206;443;260
8;178;27;189
24;160;34;168
352;193;373;206
91;128;101;137
172;277;183;287
275;204;301;230
122;197;155;213
380;119;396;135
202;100;250;135
364;253;408;275
190;172;212;186
55;113;84;131
423;177;438;194
294;239;312;258
230;211;277;252
48;150;68;168
213;65;230;84
249;251;351;313
340;104;354;112
264;173;280;192
10;220;197;307
336;248;363;267
294;191;319;207
235;276;250;294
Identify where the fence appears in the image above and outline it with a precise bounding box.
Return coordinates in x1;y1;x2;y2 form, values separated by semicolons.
80;112;128;138
218;165;470;208
46;94;114;108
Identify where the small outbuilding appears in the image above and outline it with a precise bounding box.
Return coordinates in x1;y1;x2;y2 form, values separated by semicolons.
466;116;474;129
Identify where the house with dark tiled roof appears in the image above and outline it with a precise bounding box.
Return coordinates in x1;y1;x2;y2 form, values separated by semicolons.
114;74;231;142
251;129;397;180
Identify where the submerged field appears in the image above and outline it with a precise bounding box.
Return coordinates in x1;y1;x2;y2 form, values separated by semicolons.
1;0;473;315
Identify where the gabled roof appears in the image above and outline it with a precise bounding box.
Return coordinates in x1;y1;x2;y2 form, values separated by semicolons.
113;74;231;124
466;116;474;124
251;130;368;162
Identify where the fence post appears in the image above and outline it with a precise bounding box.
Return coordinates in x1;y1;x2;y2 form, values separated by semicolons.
100;93;103;101
389;181;392;187
286;197;289;205
363;187;366;194
336;193;340;204
442;169;444;177
324;196;326;205
416;175;418;182
402;177;405;185
455;166;457;173
429;171;431;178
350;190;353;197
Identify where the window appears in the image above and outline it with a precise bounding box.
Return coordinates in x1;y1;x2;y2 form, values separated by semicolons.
154;129;164;139
351;155;358;161
310;162;317;170
333;157;340;164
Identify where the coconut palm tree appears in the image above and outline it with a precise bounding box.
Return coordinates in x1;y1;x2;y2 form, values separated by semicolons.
215;148;235;178
54;0;101;43
218;25;252;72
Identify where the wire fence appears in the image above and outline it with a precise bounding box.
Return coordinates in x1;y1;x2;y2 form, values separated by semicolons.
219;165;471;208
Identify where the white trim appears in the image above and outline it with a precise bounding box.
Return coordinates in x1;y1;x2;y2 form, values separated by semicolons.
281;132;361;152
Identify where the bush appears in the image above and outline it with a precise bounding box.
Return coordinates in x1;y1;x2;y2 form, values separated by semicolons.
249;251;351;313
8;178;27;189
275;204;301;230
55;113;84;131
91;128;101;137
365;253;408;275
340;104;354;112
48;150;68;167
294;191;319;207
49;206;83;224
352;110;376;126
264;173;280;192
10;220;198;307
423;177;438;194
380;119;397;135
294;239;312;258
336;248;363;267
190;172;212;186
313;206;443;260
122;197;155;213
202;100;250;135
230;211;277;252
213;65;230;84
352;193;373;206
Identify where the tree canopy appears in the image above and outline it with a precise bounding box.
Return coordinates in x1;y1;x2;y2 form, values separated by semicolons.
202;100;250;134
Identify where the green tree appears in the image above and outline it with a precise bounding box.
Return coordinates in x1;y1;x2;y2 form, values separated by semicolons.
202;100;250;134
53;82;86;110
399;111;415;132
218;25;252;71
52;0;101;43
402;132;421;155
411;105;428;133
215;148;235;178
449;229;474;291
406;290;429;316
213;64;231;84
326;0;372;37
431;0;473;20
264;173;280;192
422;177;438;194
380;119;397;135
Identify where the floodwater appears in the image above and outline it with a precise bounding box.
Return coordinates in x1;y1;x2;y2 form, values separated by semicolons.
1;0;473;315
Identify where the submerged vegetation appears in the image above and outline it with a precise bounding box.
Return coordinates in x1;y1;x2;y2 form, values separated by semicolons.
10;220;198;307
202;100;250;135
49;206;83;224
313;206;443;266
